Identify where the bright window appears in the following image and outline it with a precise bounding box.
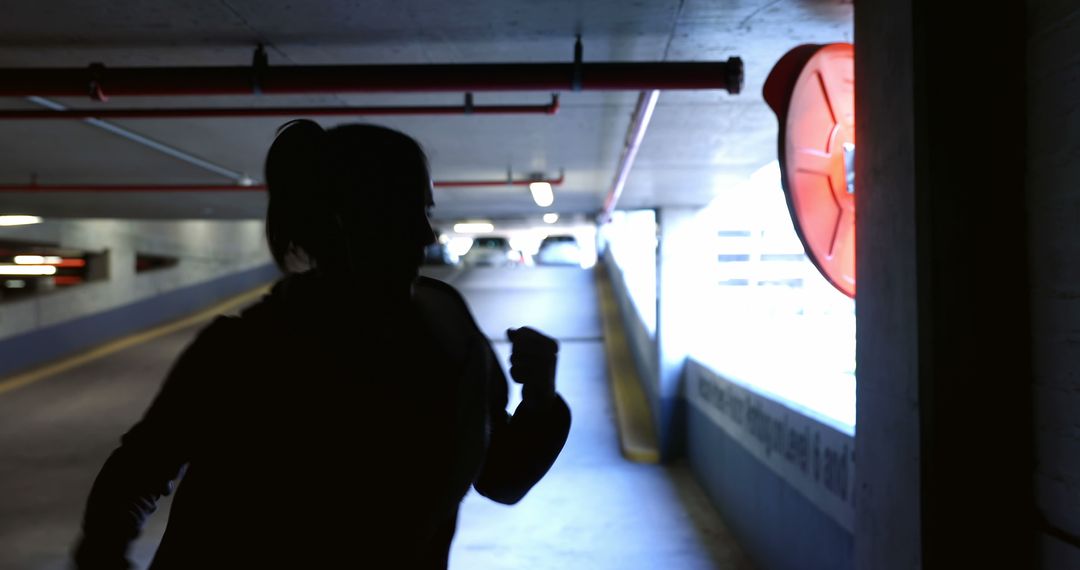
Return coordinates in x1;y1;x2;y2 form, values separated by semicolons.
602;209;657;336
690;162;856;432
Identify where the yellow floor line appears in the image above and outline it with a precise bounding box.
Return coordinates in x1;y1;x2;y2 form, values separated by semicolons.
595;265;660;464
0;283;273;397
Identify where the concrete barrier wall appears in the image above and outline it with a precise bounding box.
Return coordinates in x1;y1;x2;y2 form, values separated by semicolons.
685;361;854;570
0;219;278;378
601;248;660;426
602;249;854;570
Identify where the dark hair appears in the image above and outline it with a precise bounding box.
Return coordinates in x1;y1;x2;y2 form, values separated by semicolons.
264;120;432;276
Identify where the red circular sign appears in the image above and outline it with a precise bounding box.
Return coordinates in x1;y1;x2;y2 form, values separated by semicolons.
764;43;855;298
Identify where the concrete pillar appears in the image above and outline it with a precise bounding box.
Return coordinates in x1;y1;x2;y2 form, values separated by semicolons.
1027;1;1080;567
656;206;709;459
853;3;921;566
856;2;1032;568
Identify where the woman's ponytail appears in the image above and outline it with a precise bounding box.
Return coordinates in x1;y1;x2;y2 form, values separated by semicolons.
265;120;337;272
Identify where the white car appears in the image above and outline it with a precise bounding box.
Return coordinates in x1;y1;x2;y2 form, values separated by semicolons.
535;235;582;266
461;237;519;267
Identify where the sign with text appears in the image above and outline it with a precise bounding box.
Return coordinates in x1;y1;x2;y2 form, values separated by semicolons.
685;360;855;532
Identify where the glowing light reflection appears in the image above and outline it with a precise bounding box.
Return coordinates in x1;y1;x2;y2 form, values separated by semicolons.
529;182;554;208
0;215;43;226
0;265;57;276
453;222;495;234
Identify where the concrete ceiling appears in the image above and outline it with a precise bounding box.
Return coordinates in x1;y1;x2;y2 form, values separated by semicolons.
0;0;852;222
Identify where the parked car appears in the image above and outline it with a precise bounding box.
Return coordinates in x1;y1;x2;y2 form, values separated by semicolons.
461;237;518;267
535;235;582;266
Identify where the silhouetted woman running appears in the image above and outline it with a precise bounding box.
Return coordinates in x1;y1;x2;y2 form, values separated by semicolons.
73;120;571;569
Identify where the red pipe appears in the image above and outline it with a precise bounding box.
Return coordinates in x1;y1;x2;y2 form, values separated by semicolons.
434;173;564;188
0;59;744;98
601;90;659;219
0;174;565;192
0;96;560;120
0;184;266;192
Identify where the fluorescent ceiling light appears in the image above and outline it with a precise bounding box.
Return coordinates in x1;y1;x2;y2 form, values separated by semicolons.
543;213;559;224
453;222;495;233
0;265;57;275
0;215;43;226
529;182;554;208
14;255;61;265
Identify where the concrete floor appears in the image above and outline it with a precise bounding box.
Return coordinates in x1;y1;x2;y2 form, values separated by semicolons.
0;266;751;569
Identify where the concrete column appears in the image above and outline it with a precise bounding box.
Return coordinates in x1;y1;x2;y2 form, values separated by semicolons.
856;2;1032;568
1027;1;1080;566
853;2;921;566
656;206;709;459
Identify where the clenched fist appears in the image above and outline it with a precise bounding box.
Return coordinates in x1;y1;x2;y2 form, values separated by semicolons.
506;327;558;408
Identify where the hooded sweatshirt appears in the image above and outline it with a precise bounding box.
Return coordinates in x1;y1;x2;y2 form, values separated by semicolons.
74;271;571;569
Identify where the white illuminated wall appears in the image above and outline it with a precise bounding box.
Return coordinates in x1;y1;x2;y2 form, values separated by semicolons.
689;162;856;431
599;210;657;335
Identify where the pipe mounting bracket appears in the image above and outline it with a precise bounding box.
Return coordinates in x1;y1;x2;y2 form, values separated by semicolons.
251;44;269;96
87;63;108;102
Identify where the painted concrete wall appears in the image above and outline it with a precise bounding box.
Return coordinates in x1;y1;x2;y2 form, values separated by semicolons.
604;206;718;458
602;247;659;411
856;1;1033;566
1028;1;1080;565
852;1;922;567
686;361;854;570
603;242;854;569
0;219;277;378
655;207;703;458
0;219;272;342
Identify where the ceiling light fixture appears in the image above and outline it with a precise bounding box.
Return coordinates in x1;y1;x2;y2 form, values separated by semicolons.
0;264;57;276
543;213;559;224
13;255;62;265
453;222;495;234
529;181;554;208
0;215;43;226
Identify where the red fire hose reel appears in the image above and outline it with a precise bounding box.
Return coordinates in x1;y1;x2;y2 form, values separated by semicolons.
764;43;855;298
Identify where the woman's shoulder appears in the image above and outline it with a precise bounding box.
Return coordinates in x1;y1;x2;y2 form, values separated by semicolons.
413;276;485;347
182;314;247;356
414;275;468;308
186;300;274;357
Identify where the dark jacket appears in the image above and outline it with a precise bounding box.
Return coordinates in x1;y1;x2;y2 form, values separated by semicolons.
74;273;571;569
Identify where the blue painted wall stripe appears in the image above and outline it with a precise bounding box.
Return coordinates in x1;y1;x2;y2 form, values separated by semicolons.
687;403;854;570
0;263;281;380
